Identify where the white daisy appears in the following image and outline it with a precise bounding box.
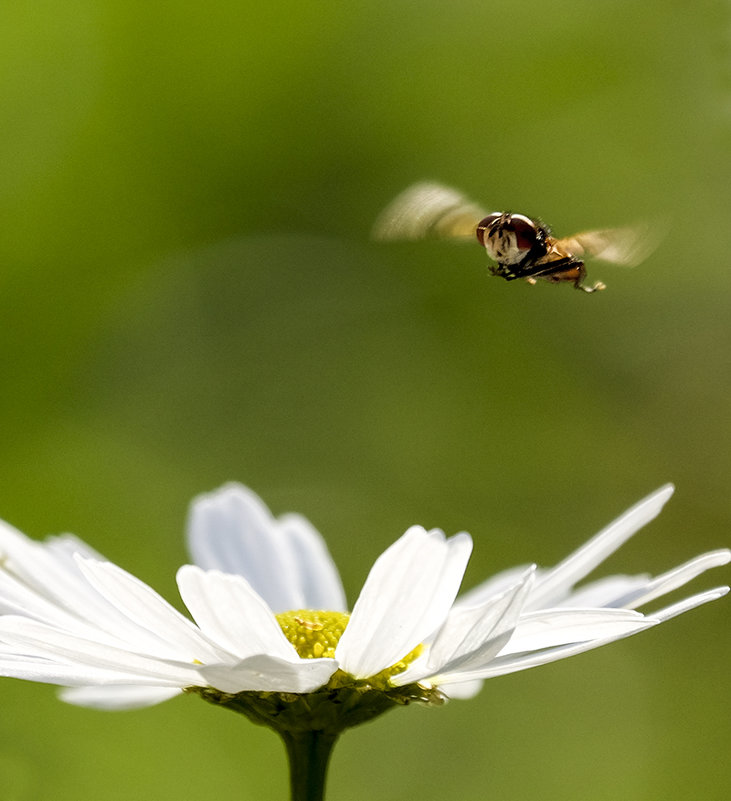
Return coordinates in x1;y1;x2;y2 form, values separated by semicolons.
0;483;727;729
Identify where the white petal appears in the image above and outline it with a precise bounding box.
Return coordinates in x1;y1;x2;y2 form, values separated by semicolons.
186;483;346;612
526;485;675;609
76;559;225;661
608;550;731;610
277;513;347;611
397;568;535;684
0;569;95;630
0;529;186;655
336;527;472;678
552;575;650;608
439;618;658;682
0;617;201;685
187;484;291;601
44;533;107;562
649;586;729;621
176;565;299;659
58;685;182;710
199;653;337;693
0;521;100;610
501;608;651;653
455;564;540;609
442;679;484;699
0;657;173;687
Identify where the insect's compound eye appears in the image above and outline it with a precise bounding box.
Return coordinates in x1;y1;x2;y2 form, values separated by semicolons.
475;213;503;246
480;212;543;265
504;214;539;252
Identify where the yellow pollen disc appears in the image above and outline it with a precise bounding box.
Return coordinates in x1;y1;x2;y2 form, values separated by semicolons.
369;642;423;687
275;609;424;689
276;610;350;660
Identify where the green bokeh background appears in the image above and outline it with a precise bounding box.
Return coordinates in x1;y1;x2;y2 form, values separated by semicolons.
0;2;729;799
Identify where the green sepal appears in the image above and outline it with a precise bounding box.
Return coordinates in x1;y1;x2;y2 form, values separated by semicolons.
188;680;445;736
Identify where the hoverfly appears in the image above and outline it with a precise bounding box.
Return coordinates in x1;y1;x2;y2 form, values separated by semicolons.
373;182;658;293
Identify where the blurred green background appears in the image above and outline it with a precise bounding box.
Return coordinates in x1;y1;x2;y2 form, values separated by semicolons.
0;1;729;799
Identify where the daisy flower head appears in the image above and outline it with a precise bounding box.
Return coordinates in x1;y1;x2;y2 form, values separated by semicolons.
0;483;728;739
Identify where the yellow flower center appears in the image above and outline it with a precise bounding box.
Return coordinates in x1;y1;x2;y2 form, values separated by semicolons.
276;610;350;660
275;609;423;689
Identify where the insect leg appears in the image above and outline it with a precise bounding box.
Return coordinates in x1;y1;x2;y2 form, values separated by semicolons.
571;262;606;293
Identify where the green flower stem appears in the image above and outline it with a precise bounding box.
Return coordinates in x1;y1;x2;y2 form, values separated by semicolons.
191;681;444;801
280;730;338;801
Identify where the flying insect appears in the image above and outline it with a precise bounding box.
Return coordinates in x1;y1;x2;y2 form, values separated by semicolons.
373;182;658;293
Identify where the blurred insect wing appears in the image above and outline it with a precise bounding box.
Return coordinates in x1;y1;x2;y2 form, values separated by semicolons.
556;222;663;268
372;182;489;242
